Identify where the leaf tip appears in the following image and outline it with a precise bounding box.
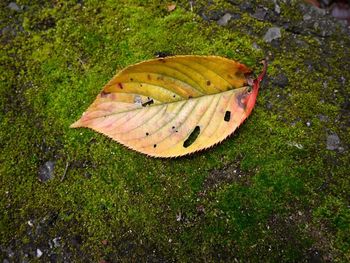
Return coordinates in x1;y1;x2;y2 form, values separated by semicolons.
70;120;82;128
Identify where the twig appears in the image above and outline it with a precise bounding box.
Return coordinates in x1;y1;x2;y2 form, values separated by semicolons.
61;161;70;182
190;1;193;12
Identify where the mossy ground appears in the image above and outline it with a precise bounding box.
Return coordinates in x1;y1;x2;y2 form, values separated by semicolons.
1;0;349;262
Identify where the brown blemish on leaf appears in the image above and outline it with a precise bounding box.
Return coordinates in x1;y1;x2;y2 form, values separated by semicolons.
236;92;248;110
118;83;123;89
235;71;244;79
206;80;211;86
100;91;111;98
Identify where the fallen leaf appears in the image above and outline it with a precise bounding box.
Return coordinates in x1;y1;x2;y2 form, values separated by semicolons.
167;4;176;12
71;56;267;157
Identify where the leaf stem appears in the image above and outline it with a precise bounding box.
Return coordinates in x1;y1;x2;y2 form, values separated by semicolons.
256;59;268;84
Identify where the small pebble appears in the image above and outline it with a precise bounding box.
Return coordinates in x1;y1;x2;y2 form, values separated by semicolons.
36;248;43;258
263;27;281;42
275;4;281;14
52;237;60;248
326;133;341;150
8;2;21;12
38;161;55;182
217;13;232;26
251;8;267;21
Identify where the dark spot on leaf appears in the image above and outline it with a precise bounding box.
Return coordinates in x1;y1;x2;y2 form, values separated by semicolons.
224;111;231;122
118;83;123;89
235;71;244;78
183;126;200;148
227;74;233;79
147;74;151;80
206;80;211;86
130;78;134;81
100;91;111;98
146;132;149;136
189;95;193;99
154;144;157;148
140;84;143;87
173;95;176;98
142;99;154;107
172;126;175;129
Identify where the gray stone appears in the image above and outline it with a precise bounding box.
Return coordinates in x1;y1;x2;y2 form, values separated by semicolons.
203;10;225;21
217;13;232;26
52;237;61;248
38;161;55;182
263;27;281;42
252;8;267;21
326;134;341;150
36;248;43;258
303;14;312;21
275;4;281;15
239;2;254;13
8;2;21;12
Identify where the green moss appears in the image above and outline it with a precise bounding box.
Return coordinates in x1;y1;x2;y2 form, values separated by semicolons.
1;0;349;261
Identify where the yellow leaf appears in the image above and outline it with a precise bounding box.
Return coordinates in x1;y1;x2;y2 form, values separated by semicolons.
71;56;267;157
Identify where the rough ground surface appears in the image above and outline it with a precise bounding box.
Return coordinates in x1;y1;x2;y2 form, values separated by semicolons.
1;0;349;262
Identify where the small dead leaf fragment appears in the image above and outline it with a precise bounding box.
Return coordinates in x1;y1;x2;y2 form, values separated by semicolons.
71;56;267;157
167;4;176;12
